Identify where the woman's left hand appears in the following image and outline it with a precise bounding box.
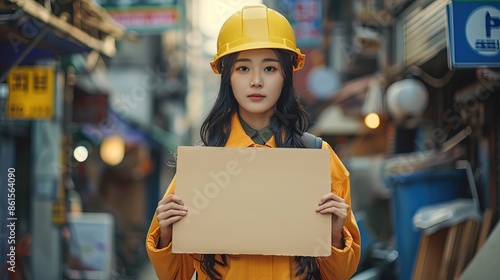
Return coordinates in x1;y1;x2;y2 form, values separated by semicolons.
316;193;349;248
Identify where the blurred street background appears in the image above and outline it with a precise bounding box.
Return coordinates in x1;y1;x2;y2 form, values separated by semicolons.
1;0;500;279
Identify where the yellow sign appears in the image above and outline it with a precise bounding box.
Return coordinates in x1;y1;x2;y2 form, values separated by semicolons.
7;66;55;119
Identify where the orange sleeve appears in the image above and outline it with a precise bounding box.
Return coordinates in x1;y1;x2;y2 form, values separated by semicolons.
145;177;196;280
317;143;362;280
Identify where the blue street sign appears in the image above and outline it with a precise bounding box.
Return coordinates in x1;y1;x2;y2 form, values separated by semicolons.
447;1;500;68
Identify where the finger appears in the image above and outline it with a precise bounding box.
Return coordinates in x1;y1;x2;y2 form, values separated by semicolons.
158;215;185;229
157;208;188;222
317;207;347;216
318;193;343;205
316;200;348;212
318;193;333;204
318;206;348;217
158;194;184;206
157;202;187;216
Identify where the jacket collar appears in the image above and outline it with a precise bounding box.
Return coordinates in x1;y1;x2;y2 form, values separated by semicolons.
226;113;276;148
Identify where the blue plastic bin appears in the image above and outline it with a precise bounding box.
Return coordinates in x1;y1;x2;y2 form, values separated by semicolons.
385;169;466;280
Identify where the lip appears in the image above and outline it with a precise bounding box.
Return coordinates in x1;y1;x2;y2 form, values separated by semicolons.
248;93;265;97
248;93;265;101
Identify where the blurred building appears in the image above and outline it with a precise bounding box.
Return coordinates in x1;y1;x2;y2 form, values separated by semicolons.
0;0;128;279
303;1;500;280
1;0;499;280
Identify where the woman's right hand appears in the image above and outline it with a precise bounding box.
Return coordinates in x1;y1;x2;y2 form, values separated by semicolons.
156;194;188;248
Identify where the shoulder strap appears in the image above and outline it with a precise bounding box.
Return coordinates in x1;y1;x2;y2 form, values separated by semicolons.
300;132;323;149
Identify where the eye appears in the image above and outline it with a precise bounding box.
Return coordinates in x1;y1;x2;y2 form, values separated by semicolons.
264;66;277;72
235;66;249;72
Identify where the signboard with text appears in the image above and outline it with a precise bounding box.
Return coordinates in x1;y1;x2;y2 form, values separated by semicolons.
97;0;182;33
447;0;500;68
277;0;323;47
7;66;55;119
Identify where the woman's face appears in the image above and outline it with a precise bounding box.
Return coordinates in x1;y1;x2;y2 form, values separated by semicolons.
230;49;284;122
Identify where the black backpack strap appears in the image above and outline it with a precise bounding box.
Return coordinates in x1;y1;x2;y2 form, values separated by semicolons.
300;132;323;149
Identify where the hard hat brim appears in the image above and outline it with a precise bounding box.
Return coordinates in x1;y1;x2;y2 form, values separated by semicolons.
210;44;305;74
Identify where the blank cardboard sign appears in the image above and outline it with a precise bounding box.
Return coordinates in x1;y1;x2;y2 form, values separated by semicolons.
172;146;332;256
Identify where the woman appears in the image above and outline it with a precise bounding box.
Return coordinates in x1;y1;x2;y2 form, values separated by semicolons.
146;5;360;279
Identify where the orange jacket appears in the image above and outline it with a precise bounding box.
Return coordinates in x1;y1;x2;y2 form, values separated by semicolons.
146;114;361;279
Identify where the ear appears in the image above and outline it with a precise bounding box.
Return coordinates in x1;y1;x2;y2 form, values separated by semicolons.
291;54;298;68
218;62;224;73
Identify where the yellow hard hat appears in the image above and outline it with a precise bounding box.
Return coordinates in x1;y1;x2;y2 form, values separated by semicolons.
210;4;305;74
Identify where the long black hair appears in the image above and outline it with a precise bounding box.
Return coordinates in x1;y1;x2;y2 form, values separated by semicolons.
200;49;310;147
198;49;321;280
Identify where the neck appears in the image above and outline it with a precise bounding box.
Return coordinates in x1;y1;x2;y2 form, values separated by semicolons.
238;111;271;130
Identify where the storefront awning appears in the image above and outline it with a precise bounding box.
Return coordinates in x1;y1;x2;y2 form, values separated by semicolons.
0;0;126;81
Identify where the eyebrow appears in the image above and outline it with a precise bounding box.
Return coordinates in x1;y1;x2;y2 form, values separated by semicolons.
234;58;280;63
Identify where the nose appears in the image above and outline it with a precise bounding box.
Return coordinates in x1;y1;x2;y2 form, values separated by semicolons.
250;73;263;88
